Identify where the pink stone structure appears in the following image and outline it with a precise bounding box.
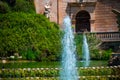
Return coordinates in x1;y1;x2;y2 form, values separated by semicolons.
34;0;120;32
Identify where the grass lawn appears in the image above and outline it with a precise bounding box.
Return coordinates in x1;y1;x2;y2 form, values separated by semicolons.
0;60;108;69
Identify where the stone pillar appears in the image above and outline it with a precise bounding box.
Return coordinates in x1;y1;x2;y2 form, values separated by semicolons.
57;0;63;25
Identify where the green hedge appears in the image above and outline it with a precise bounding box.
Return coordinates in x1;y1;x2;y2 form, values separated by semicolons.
0;12;62;61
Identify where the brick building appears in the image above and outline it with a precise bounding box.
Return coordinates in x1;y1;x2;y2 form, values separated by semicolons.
34;0;120;32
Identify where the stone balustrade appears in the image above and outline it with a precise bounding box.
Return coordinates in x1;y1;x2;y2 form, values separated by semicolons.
0;65;120;80
76;0;97;3
96;32;120;42
77;32;120;42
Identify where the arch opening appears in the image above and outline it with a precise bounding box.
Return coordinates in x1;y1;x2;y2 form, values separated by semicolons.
75;10;91;33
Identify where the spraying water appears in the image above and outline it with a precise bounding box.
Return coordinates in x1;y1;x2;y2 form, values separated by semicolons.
82;34;90;67
60;16;78;80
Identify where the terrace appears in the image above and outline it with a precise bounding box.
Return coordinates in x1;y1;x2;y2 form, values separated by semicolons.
95;32;120;42
78;32;120;42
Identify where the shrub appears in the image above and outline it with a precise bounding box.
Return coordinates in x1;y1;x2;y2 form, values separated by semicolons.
0;1;10;13
0;12;62;61
101;49;112;60
75;33;112;60
75;33;101;60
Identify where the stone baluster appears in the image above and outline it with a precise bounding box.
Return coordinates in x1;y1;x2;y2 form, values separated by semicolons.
96;67;100;75
17;68;21;78
91;67;95;76
110;33;112;40
110;66;114;75
118;33;120;39
106;33;108;40
23;68;26;77
108;33;111;39
7;68;10;78
117;33;120;40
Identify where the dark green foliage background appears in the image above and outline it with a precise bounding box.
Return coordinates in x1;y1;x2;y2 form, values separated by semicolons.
0;1;10;13
0;0;35;14
11;0;35;13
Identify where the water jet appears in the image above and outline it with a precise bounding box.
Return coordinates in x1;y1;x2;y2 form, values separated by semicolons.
60;16;78;80
82;34;90;67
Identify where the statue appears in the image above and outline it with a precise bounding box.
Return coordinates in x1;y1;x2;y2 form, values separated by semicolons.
76;0;83;3
44;3;51;19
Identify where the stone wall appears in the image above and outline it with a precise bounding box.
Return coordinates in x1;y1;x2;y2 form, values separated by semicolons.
94;0;120;32
34;0;120;32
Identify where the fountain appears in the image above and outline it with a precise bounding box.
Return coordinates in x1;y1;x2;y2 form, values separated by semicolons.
60;16;78;80
82;34;90;67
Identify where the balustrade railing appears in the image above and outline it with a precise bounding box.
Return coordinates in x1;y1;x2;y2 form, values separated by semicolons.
76;0;97;3
0;66;120;80
77;32;120;42
96;32;120;42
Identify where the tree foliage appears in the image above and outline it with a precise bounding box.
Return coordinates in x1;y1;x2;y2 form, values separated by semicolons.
11;0;35;13
0;0;35;14
0;12;61;61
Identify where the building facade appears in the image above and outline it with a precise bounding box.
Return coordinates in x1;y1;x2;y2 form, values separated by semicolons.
34;0;120;32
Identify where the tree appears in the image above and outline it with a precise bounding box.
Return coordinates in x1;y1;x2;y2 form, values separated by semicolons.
0;12;62;61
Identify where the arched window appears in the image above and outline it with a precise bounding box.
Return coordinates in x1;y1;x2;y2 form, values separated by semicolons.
75;10;91;32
